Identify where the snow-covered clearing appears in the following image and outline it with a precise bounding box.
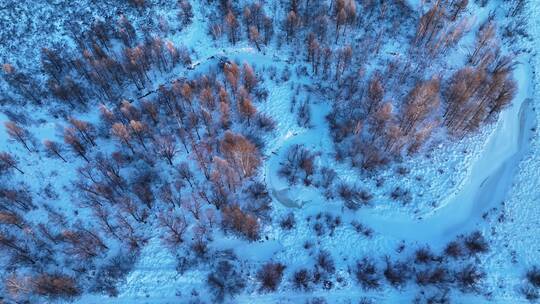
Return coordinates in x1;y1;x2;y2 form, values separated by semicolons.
265;58;536;244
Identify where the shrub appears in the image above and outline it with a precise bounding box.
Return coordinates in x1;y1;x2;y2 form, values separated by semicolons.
207;260;246;303
414;246;438;264
383;258;410;287
278;144;317;185
416;266;450;287
521;284;539;301
319;167;337;188
306;297;327;304
33;273;81;299
280;213;296;230
390;187;412;205
354;258;380;290
316;250;335;274
90;251;138;296
455;264;485;293
526;266;540;288
292;268;311;290
443;241;464;259
359;298;374;304
337;183;372;210
313;222;325;236
257;262;286;292
255;113;276;131
245;181;272;219
464;231;489;255
351;220;373;238
221;205;260;240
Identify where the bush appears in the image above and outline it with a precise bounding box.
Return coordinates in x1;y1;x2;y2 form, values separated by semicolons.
351;220;373;238
279;213;296;230
521;284;539;301
90;251;138;296
191;238;209;258
383;258;410;287
255;113;276;131
297;100;311;127
390;187;412;205
527;266;540;288
207;260;246;302
415;266;450;287
324;214;341;235
354;258;380;290
416;290;451;304
257;262;286;292
245;181;272;219
359;298;374;304
221;205;260;240
278;144;317;186
455;264;485;293
319;167;337;188
337;183;372;210
292;268;311;290
316;250;335;274
306;297;327;304
464;231;489;255
313;222;326;237
33;273;81;299
443;241;464;259
414;246;438;264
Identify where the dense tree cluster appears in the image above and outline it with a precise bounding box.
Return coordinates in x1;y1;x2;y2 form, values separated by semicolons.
3;15;191;110
196;0;517;177
0;11;276;302
327;16;515;174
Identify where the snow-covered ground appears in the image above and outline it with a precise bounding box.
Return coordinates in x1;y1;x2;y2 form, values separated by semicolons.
1;0;540;303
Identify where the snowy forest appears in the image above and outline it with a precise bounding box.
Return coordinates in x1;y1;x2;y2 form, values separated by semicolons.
0;0;539;303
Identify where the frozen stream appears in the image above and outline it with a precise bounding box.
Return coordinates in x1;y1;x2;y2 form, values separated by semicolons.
265;59;536;244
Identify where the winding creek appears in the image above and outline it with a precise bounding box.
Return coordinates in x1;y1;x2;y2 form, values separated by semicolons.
264;59;537;244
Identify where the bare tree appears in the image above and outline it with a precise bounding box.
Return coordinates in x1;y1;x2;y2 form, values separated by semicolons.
243;63;258;92
32;273;81;299
249;26;262;51
220;131;261;178
221;204;260;240
285;11;299;41
63;128;90;162
158;211;188;247
401;78;440;138
68;117;97;147
5;121;33;152
0;152;24;174
111;123;135;153
237;88;257;124
225;11;240;44
257;262;286;292
2;64;41;104
470;21;496;65
43;140;68;162
155;136;178;165
178;162;195;189
451;0;469;21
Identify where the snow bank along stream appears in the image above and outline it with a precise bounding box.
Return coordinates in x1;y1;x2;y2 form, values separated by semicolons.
264;58;537;244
